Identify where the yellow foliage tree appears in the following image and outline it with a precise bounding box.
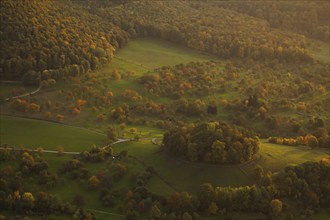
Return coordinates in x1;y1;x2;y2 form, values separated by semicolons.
88;175;100;190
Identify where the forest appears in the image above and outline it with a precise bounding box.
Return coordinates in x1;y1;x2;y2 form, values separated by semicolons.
0;0;329;220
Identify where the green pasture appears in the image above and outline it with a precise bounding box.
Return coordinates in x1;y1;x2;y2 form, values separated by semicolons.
115;38;216;70
112;139;329;196
308;40;330;63
112;140;253;195
93;37;216;82
242;140;330;175
81;37;217;100
0;115;106;151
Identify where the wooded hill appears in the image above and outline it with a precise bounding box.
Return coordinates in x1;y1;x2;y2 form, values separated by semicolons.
90;1;313;61
1;0;326;84
214;1;330;42
0;0;128;83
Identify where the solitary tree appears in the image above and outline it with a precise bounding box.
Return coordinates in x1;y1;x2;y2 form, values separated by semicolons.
150;205;161;219
20;192;35;211
107;126;117;142
207;202;218;215
57;146;64;156
88;175;100;190
306;135;319;148
270;199;282;216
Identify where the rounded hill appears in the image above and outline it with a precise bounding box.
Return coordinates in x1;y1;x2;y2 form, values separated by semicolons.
162;122;260;164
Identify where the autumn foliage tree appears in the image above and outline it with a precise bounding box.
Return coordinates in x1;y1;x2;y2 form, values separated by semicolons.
163;122;259;164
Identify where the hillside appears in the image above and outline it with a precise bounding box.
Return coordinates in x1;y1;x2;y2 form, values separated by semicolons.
1;0;321;85
89;0;312;62
214;1;330;42
0;0;128;83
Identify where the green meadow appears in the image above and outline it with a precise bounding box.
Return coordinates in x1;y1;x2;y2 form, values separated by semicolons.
0;115;106;151
112;139;329;195
115;38;216;69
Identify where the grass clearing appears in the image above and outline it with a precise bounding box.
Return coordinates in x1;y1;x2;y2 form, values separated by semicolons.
113;139;329;195
112;140;253;194
242;139;329;176
308;40;330;63
0;115;106;151
115;38;217;69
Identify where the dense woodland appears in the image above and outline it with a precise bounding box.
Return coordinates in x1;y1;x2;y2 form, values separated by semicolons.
90;1;312;62
1;0;323;84
162;122;260;164
215;1;329;42
0;0;128;83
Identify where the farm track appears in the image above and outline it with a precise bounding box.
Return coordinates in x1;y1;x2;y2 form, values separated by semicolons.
87;208;147;220
5;83;42;101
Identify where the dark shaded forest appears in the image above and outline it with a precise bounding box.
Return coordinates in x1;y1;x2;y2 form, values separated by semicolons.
2;0;327;84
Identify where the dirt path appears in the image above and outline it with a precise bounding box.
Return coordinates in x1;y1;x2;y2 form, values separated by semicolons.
0;138;131;155
87;208;147;220
5;84;42;101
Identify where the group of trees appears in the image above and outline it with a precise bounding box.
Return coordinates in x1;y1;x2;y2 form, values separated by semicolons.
1;0;129;84
10;98;40;113
274;159;330;210
121;159;329;219
162;121;260;164
146;159;330;219
183;159;329;217
140;62;220;99
215;1;329;42
0;147;96;219
268;132;330;149
79;145;113;163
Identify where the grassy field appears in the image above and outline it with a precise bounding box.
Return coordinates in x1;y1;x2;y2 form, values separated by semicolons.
308;40;330;63
242;140;329;178
90;38;217;94
0;116;143;220
112;139;329;195
0;115;106;151
254;140;328;170
115;38;217;69
47;37;218;130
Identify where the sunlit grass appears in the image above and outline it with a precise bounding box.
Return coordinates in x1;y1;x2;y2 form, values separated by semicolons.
308;40;330;63
0;115;106;151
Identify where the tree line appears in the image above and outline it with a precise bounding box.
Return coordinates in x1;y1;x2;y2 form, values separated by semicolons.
213;0;329;42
